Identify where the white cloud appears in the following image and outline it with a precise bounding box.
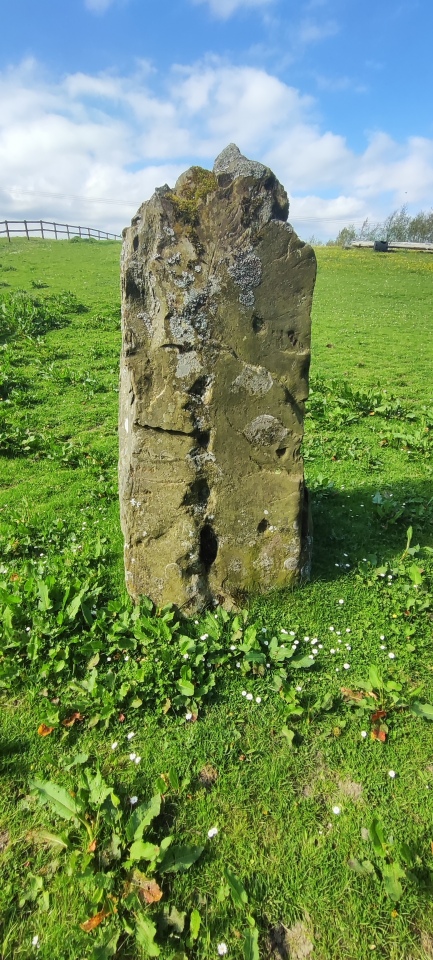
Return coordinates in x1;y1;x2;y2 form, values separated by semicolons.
1;57;433;240
191;0;274;19
297;18;339;44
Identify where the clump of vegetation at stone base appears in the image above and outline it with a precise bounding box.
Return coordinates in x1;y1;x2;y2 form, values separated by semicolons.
170;166;218;227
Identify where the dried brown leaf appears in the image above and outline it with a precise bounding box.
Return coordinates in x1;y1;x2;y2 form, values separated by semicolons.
80;908;110;932
37;724;54;736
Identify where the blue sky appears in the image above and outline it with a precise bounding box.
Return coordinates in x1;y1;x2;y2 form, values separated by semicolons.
1;0;432;239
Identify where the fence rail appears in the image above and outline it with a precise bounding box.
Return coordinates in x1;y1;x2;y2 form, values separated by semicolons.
0;219;122;242
350;240;433;252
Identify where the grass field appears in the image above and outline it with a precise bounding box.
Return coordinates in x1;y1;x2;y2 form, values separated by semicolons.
0;238;433;960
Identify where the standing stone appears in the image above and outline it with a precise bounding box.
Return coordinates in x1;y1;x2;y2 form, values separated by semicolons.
119;144;316;612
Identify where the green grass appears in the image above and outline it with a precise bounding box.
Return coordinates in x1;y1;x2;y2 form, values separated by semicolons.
1;238;433;960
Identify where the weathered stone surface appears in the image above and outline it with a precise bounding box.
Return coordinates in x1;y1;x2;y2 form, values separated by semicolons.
119;144;316;612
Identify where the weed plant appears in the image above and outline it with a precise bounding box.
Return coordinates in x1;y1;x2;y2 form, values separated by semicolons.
0;240;433;959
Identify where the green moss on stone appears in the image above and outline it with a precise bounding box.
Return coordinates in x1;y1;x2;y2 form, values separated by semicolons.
171;167;218;227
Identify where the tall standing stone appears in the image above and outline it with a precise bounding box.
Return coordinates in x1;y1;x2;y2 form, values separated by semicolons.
119;144;316;612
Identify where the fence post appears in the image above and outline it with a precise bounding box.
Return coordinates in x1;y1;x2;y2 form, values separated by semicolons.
5;221;10;242
66;224;70;239
40;220;45;239
24;220;29;239
54;223;58;239
79;226;82;238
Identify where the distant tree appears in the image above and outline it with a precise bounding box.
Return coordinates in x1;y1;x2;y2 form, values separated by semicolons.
330;205;433;245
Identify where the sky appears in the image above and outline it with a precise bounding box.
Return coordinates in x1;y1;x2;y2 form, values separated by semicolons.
1;0;432;241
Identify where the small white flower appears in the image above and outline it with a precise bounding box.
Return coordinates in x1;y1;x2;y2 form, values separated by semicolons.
296;685;302;692
289;630;295;636
236;662;241;668
330;648;336;654
200;633;208;640
26;626;31;632
230;645;236;651
266;662;270;668
111;741;118;750
388;770;396;779
217;943;228;956
281;629;288;635
361;731;367;738
345;644;352;650
304;636;309;641
380;644;386;650
124;655;129;661
261;627;267;632
256;696;262;704
312;648;318;655
329;626;334;632
380;634;385;640
336;667;340;672
129;752;136;761
246;693;253;701
135;756;141;764
208;826;218;838
292;644;297;650
309;655;314;660
32;935;40;948
318;644;323;649
106;656;111;661
241;690;247;697
339;599;344;605
263;640;269;646
332;805;341;815
336;630;341;635
343;663;350;670
346;628;351;633
127;731;135;740
263;510;269;516
185;711;193;720
130;796;138;805
388;652;395;659
183;653;189;659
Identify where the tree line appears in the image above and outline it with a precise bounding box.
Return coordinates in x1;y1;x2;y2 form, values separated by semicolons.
314;206;433;247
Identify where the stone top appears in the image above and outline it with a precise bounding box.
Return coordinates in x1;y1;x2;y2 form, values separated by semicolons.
213;143;270;181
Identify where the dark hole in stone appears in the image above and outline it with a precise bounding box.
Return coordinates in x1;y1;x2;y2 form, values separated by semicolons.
287;329;298;347
257;518;269;533
125;269;142;300
199;524;218;568
252;313;265;333
196;429;210;448
189;376;208;396
276;447;286;458
133;235;139;251
182;478;210;507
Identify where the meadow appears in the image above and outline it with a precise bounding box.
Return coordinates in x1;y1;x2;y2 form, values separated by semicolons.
0;237;432;960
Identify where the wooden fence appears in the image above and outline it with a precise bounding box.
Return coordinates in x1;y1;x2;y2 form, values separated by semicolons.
0;219;122;242
350;240;433;253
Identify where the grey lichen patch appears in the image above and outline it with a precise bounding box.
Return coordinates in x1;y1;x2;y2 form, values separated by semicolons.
228;249;262;307
175;351;202;380
213;143;268;180
231;364;273;397
243;415;288;446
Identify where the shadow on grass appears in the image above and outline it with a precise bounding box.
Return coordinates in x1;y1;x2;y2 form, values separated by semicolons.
310;476;433;582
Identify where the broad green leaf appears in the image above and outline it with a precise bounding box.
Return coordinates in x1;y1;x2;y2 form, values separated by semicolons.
92;931;120;959
223;867;248;908
244;650;266;665
368;665;382;691
177;679;195;697
158;844;204;873
129;840;160;861
409;564;423;585
66;588;87;621
280;726;295;746
169;767;180;791
30;779;82;821
84;769;112;807
37;580;51;611
348;857;375;876
291;654;315;669
410;701;433;720
163;905;185;933
243;926;259;960
27;828;70;850
126;794;161;842
190;909;201;940
135;916;160;957
369;818;386;858
382;862;405;902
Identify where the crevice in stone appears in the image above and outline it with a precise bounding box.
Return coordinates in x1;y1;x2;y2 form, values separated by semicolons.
137;423;195;438
252;313;265;333
199;523;218;569
182;477;210;507
257;518;269;534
